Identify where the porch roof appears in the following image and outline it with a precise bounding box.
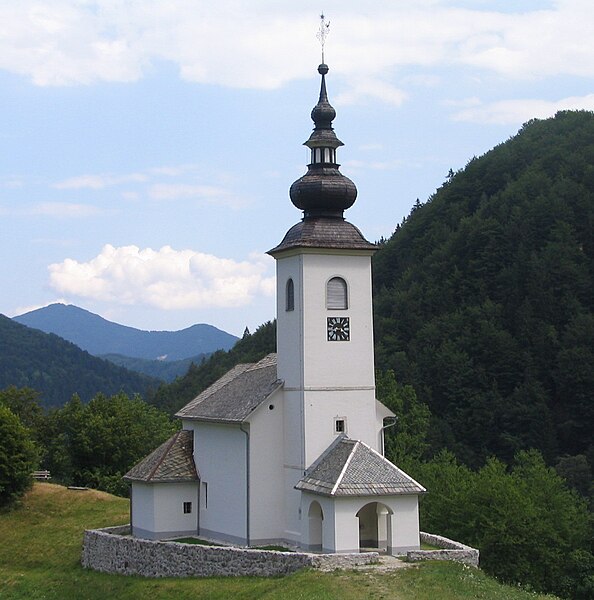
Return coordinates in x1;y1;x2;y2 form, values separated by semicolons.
296;436;426;497
123;429;198;483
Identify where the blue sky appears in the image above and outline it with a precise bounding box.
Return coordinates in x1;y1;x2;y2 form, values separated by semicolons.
2;0;594;336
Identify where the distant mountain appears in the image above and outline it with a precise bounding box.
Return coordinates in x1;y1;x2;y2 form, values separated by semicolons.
99;353;210;382
14;304;238;361
0;315;159;408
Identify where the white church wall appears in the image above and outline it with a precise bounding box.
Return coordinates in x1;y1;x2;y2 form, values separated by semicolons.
389;495;421;552
130;482;155;538
281;388;306;543
152;483;199;539
247;388;286;544
187;421;248;546
303;388;378;466
130;482;199;540
301;252;375;389
276;254;304;388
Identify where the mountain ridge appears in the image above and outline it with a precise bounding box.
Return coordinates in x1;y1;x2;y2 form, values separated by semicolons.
14;303;238;362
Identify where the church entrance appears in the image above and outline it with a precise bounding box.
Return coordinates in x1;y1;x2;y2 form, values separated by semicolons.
356;502;392;553
307;501;324;551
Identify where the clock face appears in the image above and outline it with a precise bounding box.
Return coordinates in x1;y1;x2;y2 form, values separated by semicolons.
327;317;350;341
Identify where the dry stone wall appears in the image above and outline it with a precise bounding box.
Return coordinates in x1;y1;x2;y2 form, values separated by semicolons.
406;532;479;567
82;526;378;577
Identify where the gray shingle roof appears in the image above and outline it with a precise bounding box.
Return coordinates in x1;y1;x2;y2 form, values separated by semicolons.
296;436;426;497
123;429;198;483
268;218;377;255
175;353;282;422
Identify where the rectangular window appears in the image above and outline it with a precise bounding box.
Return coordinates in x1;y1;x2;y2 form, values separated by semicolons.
183;501;192;514
335;418;346;434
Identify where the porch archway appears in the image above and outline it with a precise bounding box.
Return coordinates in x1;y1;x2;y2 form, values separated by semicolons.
356;502;393;553
307;501;324;551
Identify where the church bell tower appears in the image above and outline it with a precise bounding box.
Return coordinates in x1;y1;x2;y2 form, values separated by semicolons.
268;61;379;476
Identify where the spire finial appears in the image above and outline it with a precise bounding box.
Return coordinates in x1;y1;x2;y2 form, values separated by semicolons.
317;13;330;64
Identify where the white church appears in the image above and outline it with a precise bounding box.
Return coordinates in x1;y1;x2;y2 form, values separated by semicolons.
124;60;426;555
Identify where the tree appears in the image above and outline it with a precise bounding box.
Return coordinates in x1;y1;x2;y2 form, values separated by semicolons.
0;405;38;508
375;370;430;465
43;392;177;496
411;449;592;597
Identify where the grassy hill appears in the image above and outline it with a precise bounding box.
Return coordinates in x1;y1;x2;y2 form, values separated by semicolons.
0;483;559;599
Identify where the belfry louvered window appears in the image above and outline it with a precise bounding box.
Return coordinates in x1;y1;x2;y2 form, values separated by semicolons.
286;278;295;311
326;277;348;309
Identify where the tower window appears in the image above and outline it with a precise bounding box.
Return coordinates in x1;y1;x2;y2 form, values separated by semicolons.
286;278;295;311
326;277;348;309
334;418;346;434
183;502;192;514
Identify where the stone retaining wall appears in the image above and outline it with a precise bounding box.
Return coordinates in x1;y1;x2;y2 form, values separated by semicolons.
406;532;479;567
81;525;379;577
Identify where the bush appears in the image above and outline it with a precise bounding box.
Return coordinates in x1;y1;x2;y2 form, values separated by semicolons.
0;405;38;508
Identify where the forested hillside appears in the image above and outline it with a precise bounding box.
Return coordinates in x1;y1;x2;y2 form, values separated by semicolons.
99;352;210;382
0;315;159;407
373;110;593;471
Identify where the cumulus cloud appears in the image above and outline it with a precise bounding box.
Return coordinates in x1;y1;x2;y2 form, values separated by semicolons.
2;1;594;92
48;244;275;310
452;93;594;124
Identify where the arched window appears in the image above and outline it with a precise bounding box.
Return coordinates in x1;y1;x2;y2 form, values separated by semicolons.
326;277;348;309
286;278;295;311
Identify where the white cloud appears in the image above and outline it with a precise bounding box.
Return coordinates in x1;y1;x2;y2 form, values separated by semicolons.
10;299;70;318
148;183;247;208
2;1;594;94
53;173;146;189
48;244;275;310
452;93;594;124
335;78;407;107
27;202;106;218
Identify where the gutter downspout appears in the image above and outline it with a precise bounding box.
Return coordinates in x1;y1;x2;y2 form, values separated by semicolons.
240;422;250;546
380;417;398;456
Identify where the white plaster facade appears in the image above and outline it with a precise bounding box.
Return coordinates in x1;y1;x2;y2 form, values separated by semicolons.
130;481;199;540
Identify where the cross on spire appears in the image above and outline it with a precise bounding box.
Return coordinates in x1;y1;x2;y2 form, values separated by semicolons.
317;13;330;63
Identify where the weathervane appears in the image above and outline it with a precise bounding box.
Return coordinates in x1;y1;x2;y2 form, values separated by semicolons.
317;13;330;63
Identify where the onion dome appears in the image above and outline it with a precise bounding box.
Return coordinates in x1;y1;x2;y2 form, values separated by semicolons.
289;64;357;218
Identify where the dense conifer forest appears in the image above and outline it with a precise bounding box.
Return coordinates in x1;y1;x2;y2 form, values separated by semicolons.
373;110;594;471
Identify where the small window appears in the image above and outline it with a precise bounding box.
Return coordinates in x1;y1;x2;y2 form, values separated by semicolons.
202;482;208;509
286;278;295;311
327;277;348;309
183;502;192;514
334;417;347;434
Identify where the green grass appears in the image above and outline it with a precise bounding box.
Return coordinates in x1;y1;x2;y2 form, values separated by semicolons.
420;542;441;550
171;537;224;546
0;483;559;600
